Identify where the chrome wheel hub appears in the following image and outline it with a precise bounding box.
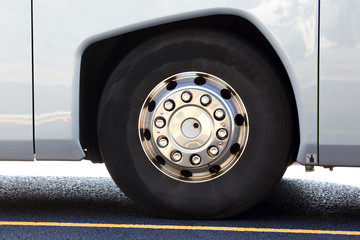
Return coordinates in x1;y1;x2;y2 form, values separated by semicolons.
139;72;249;182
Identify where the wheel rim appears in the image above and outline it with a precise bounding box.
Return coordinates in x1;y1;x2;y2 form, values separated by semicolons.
138;72;249;183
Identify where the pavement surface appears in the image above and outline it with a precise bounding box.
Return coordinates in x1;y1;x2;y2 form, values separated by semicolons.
0;162;359;239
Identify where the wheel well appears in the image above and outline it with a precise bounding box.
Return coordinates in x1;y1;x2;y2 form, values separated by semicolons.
80;14;300;163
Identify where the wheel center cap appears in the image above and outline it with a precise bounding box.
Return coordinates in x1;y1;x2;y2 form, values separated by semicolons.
181;118;201;139
169;106;212;150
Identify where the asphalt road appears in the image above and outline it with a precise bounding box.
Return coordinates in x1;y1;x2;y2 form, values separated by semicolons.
0;172;359;239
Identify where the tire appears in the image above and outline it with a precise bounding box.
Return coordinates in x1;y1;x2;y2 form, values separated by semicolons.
98;30;297;219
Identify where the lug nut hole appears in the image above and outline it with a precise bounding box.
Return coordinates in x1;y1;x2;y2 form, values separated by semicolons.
194;76;206;85
209;165;221;174
181;170;193;178
220;89;231;99
230;143;240;154
147;100;156;112
235;114;244;126
155;156;166;165
143;129;151;141
166;81;177;90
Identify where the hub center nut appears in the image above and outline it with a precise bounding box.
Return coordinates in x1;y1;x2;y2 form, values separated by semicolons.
181;91;192;102
164;99;175;111
217;128;228;140
214;109;226;120
190;155;201;165
157;136;168;148
169;106;212;149
208;146;219;157
181;118;201;139
200;94;211;106
155;117;166;128
171;151;182;162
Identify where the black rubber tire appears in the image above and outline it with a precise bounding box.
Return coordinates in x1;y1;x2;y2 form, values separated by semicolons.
98;30;297;219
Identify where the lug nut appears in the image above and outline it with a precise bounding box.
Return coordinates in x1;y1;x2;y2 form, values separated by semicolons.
217;128;228;140
164;99;175;111
208;146;219;157
171;151;182;162
190;155;201;165
157;136;168;148
154;117;166;128
181;91;192;103
200;95;211;106
214;109;225;120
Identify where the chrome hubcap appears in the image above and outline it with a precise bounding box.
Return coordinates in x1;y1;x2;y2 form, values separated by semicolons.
139;72;249;182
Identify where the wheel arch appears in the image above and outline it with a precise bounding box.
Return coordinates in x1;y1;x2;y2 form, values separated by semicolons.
79;14;300;163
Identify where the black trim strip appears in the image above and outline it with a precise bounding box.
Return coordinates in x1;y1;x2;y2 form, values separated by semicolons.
317;0;321;165
31;0;36;158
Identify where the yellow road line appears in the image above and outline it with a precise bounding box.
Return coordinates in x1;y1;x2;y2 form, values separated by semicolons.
0;221;359;236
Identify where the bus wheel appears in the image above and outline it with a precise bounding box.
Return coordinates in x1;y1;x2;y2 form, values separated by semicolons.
98;30;297;219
